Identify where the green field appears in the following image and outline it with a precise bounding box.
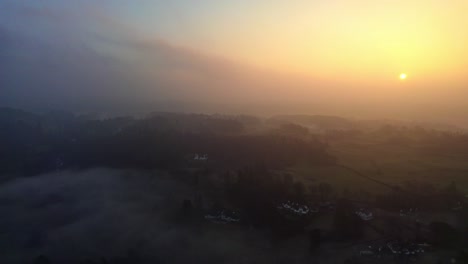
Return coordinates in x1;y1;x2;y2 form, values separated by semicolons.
289;134;468;195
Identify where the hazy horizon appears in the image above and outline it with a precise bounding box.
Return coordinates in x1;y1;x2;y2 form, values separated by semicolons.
1;0;468;124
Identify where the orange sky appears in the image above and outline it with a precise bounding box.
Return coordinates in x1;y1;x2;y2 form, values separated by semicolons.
2;0;468;121
124;0;468;108
195;1;466;77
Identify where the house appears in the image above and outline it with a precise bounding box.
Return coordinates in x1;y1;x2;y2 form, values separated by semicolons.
359;250;374;256
318;201;335;211
319;201;333;207
194;154;208;161
205;209;240;224
387;241;426;255
277;201;312;216
309;206;319;213
387;242;402;254
400;208;419;217
358;245;384;257
355;209;373;221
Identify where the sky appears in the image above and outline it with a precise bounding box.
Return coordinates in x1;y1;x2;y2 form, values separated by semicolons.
1;0;468;121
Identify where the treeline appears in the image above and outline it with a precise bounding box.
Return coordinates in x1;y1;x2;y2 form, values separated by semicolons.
64;127;334;171
375;180;465;211
224;165;309;235
0;108;334;176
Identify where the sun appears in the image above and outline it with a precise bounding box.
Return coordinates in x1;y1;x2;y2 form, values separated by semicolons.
399;73;407;80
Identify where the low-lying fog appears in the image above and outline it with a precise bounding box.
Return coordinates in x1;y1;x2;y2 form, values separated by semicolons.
0;169;280;264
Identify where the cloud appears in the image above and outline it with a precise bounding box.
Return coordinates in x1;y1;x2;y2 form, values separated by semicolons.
0;2;326;113
6;1;459;122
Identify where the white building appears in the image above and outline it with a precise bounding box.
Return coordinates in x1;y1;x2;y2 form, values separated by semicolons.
194;154;208;161
205;210;240;224
355;209;373;221
277;201;312;216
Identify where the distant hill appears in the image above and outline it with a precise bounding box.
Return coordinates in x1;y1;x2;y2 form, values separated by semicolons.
267;114;464;132
267;115;354;130
0;107;39;123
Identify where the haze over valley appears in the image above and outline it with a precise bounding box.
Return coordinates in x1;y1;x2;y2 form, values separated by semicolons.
2;1;468;263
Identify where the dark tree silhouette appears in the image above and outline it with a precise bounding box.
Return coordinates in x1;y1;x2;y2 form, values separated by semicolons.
308;229;322;251
33;255;50;264
333;199;363;239
319;182;333;202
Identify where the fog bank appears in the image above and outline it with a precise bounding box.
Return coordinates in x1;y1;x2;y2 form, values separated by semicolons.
0;169;286;264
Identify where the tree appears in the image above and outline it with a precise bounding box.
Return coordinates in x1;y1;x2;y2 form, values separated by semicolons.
358;189;371;202
278;123;309;138
443;181;461;207
342;188;351;199
33;255;50;264
457;250;468;264
293;181;306;202
319;182;333;202
343;257;361;264
429;221;459;248
309;229;322;251
182;199;193;216
414;221;422;241
333;199;363;239
282;174;294;188
445;181;458;194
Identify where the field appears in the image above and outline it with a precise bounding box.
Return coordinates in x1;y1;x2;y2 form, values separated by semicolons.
289;133;468;195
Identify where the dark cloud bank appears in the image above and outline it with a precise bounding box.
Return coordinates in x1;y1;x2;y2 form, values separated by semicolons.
0;3;306;115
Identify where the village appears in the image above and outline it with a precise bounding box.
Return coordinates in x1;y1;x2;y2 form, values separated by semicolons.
186;153;468;263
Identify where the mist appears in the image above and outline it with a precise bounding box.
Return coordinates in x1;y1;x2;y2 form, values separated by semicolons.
0;169;285;264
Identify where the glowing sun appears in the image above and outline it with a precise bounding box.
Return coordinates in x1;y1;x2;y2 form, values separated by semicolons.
399;73;407;80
